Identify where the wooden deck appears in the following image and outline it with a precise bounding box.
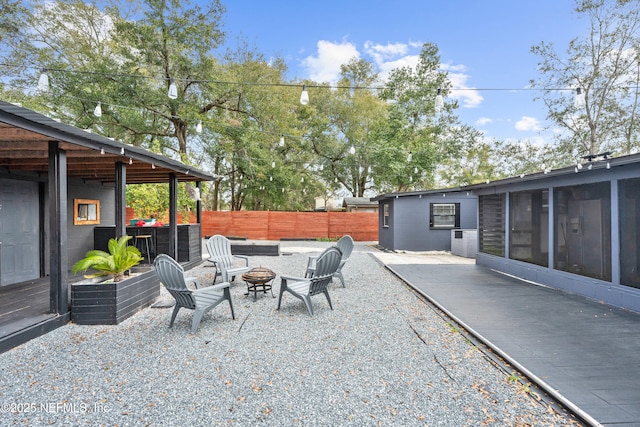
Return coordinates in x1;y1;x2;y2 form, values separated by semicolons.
0;277;72;354
0;277;51;335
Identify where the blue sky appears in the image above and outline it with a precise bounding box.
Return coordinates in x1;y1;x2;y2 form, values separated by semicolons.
219;0;588;145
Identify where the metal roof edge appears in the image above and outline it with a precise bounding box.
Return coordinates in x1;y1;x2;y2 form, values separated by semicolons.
371;187;468;201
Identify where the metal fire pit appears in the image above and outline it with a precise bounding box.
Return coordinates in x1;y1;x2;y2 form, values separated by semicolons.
241;267;276;300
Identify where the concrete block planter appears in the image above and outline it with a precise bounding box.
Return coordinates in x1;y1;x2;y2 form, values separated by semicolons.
71;267;160;325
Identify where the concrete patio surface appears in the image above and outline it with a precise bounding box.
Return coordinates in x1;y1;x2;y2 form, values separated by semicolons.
372;250;640;427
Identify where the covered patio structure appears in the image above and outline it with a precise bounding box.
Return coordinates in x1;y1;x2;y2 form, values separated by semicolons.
0;100;217;353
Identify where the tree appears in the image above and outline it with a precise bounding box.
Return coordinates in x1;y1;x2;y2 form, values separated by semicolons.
379;42;481;192
201;47;311;211
305;58;388;198
0;0;26;44
531;0;640;160
1;0;226;163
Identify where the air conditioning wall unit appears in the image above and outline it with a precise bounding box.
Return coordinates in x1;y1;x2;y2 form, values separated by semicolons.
451;229;477;258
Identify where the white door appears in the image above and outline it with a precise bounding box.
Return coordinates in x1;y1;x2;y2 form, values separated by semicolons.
0;179;40;285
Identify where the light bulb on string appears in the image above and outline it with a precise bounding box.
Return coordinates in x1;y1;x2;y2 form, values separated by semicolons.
300;84;309;105
93;102;102;118
271;161;276;168
168;79;178;99
279;134;285;147
435;88;444;113
575;87;585;109
37;71;49;92
407;152;412;162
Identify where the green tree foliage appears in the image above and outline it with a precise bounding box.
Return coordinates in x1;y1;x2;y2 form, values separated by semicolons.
200;47;312;211
0;0;26;44
0;2;506;210
379;43;482;192
2;0;226;161
302;58;387;198
126;183;196;222
531;0;640;160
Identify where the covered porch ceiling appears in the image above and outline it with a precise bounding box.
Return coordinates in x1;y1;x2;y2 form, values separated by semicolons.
0;100;217;184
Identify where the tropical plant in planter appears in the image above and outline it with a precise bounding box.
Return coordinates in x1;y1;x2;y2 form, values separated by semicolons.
72;235;143;283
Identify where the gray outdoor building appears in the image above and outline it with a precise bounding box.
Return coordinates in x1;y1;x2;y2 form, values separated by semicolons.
373;189;478;253
468;152;640;313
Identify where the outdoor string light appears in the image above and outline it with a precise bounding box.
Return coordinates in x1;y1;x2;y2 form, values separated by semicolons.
435;88;444;113
93;102;102;117
575;87;585;108
37;70;49;92
168;79;178;99
300;84;309;105
14;64;623;179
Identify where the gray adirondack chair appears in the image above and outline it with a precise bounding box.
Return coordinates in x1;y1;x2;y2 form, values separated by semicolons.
278;246;342;316
305;235;354;287
206;234;251;284
153;254;235;333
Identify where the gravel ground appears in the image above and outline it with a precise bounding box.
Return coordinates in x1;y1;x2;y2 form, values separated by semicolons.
0;241;581;426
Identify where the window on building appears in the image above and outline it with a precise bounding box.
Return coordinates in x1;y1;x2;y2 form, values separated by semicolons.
383;204;390;227
619;178;640;289
429;203;460;229
479;194;505;256
509;190;549;266
74;198;100;225
554;182;611;281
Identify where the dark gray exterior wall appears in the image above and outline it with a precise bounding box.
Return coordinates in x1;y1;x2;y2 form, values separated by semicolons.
377;191;477;251
65;180;115;270
473;161;640;313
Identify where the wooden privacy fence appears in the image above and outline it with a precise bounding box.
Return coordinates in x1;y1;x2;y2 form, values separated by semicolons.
126;208;378;241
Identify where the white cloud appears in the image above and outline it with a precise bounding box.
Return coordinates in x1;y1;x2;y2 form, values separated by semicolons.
515;116;542;132
441;64;483;108
528;135;547;147
301;40;360;84
475;117;493;126
378;55;421;80
301;40;484;111
364;41;408;62
362;42;420;80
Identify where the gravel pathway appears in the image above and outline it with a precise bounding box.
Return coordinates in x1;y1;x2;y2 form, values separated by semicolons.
0;241;581;426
